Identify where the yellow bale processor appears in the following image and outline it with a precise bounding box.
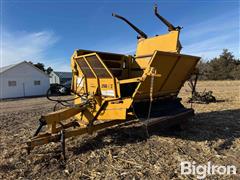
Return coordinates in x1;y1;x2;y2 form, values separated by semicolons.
27;5;200;158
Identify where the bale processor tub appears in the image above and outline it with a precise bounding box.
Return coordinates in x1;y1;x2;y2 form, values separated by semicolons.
26;5;200;159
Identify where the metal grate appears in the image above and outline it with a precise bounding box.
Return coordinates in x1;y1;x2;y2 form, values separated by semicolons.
85;56;111;78
76;57;95;78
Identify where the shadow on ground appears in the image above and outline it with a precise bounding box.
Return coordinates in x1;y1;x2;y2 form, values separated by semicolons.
70;109;240;155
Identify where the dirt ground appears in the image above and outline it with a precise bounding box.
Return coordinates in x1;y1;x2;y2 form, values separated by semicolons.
0;81;239;179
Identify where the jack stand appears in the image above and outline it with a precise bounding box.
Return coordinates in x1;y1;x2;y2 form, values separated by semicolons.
60;129;66;161
143;123;149;138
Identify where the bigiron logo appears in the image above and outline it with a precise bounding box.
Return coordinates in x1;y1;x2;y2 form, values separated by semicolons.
180;161;237;179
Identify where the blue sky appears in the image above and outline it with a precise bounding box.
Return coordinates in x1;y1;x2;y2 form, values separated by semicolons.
1;0;239;71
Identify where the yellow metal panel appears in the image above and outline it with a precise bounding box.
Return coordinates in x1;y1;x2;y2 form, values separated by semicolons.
134;51;178;99
135;31;179;57
75;98;132;121
97;98;132;120
160;55;199;94
98;109;126;120
134;56;152;69
133;51;199;99
86;78;98;95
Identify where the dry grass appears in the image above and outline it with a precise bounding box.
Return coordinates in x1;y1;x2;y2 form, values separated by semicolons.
0;81;239;179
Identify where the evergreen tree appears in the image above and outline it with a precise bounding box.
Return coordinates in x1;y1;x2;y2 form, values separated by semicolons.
28;62;54;74
198;49;239;80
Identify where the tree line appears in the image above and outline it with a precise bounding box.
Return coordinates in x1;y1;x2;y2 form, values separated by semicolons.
197;49;240;80
28;61;53;75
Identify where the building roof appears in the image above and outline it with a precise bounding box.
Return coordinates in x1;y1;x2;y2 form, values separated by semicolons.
0;64;17;73
54;71;72;79
0;61;49;77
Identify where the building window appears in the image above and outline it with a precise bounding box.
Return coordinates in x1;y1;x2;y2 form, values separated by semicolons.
8;81;17;87
34;80;41;85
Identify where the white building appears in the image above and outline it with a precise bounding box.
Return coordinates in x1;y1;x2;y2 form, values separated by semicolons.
0;61;50;99
49;71;72;84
